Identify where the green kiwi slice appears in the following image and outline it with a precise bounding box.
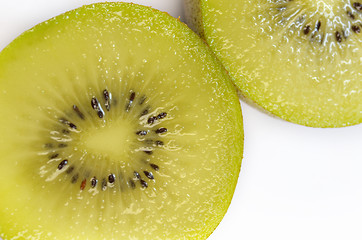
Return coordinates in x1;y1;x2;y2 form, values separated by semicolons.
185;0;362;127
0;2;243;239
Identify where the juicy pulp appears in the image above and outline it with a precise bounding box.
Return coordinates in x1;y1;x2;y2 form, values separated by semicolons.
186;0;362;127
0;3;243;239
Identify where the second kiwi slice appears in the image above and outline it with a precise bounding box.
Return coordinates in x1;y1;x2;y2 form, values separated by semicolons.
185;0;362;127
0;2;243;240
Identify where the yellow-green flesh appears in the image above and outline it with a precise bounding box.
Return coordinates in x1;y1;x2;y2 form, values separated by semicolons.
191;0;362;127
0;3;243;239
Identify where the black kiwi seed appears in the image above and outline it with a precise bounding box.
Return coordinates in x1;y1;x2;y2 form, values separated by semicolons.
150;163;159;171
58;143;67;148
91;177;98;188
58;160;68;170
157;112;167;119
91;97;104;118
335;31;342;42
103;89;111;111
144;150;153;155
303;25;311;35
316;21;321;31
103;89;110;100
126;92;136;111
134;171;141;180
97;111;104;118
143;171;154;180
91;97;99;109
59;118;77;129
136;130;148;136
147;116;157;124
73;105;85;120
353;2;361;11
49;153;59;159
71;174;79;184
129;92;136;102
155;127;167;134
347;11;355;20
108;173;115;183
140;180;148;188
352;25;361;33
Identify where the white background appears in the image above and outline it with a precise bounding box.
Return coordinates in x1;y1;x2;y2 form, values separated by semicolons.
0;1;361;240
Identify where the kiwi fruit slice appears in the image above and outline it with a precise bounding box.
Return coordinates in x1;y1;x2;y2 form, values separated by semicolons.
0;2;244;239
185;0;362;127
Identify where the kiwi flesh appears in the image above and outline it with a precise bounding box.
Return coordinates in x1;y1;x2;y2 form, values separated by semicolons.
185;0;362;127
0;2;243;239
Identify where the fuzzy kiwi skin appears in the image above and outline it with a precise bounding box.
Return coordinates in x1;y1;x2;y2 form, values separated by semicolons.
184;0;362;128
0;2;244;240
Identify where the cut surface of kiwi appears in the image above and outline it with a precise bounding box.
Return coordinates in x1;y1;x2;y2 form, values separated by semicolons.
185;0;362;127
0;2;243;239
